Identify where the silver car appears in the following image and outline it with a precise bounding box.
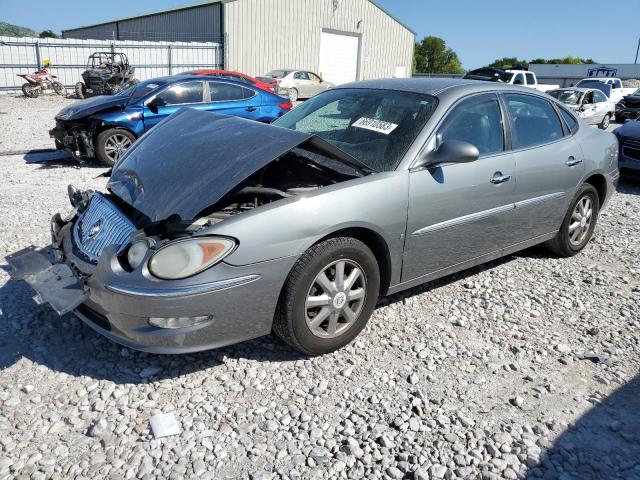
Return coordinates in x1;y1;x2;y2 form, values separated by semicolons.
8;79;619;356
258;69;334;102
548;88;615;129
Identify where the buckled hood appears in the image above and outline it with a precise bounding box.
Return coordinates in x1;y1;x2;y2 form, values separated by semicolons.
55;95;130;121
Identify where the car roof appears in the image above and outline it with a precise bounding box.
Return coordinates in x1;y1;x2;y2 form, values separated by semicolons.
145;75;262;88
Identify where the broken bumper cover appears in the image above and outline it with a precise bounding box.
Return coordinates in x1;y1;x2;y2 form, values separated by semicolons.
49;122;94;159
7;222;295;354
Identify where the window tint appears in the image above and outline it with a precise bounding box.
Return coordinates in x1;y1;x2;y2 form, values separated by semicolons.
438;94;504;156
513;74;525;85
614;80;622;89
505;94;564;149
525;73;536;85
559;108;578;133
294;71;309;80
208;82;255;101
593;91;607;103
157;82;203;105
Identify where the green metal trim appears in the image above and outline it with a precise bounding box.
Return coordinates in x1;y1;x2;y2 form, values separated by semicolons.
63;0;237;33
368;0;416;35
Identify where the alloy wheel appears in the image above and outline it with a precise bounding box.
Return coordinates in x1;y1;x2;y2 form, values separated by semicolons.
568;196;593;246
305;259;366;338
104;133;132;162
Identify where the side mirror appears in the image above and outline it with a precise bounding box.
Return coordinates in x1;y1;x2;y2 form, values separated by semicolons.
415;140;480;169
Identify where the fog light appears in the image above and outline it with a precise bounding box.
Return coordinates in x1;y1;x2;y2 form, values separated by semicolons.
148;315;212;329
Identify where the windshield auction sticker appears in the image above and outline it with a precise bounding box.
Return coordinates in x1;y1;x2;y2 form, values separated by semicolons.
352;117;399;135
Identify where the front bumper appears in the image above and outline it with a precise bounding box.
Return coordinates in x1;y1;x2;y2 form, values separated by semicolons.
617;138;640;172
49;120;95;159
8;214;296;354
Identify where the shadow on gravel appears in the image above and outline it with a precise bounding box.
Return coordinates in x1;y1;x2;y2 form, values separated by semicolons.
617;175;640;195
525;375;640;480
0;271;304;384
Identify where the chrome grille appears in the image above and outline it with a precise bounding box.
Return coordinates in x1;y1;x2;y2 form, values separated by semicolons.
72;193;136;263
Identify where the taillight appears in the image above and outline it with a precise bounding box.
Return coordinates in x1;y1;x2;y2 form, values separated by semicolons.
278;101;293;111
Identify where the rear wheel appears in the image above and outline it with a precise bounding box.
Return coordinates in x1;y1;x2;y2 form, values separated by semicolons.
75;82;86;99
95;129;136;167
273;237;380;356
599;113;611;130
545;184;599;257
22;83;39;98
53;82;65;96
288;88;299;102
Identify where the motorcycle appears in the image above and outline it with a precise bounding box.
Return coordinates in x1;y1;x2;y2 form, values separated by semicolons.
17;69;65;98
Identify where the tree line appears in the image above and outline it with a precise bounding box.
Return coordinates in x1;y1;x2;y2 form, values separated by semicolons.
414;36;597;74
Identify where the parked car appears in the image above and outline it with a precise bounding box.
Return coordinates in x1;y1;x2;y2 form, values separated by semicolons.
574;77;635;104
613;120;640;173
614;88;640;123
183;69;276;93
75;52;136;99
257;69;335;101
463;67;558;92
10;79;618;356
51;75;292;166
548;88;614;129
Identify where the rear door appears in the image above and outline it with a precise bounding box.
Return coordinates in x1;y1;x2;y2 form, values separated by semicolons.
143;81;205;130
504;93;585;240
592;90;611;123
206;81;262;120
293;71;312;97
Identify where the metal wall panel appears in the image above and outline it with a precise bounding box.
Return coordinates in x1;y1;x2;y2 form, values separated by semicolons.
223;0;414;80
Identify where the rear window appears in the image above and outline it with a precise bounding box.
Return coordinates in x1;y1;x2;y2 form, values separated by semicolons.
265;70;292;78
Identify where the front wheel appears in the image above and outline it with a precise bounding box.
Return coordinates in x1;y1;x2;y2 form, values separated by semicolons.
53;82;65;96
545;184;599;257
75;82;86;99
273;237;380;356
95;128;136;167
22;83;39;98
599;113;611;130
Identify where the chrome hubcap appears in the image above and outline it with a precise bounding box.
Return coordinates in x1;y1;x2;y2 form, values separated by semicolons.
305;259;366;338
568;196;593;246
104;134;132;161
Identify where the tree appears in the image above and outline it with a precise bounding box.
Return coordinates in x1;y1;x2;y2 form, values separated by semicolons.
488;57;528;68
39;30;60;39
414;36;464;74
489;56;599;67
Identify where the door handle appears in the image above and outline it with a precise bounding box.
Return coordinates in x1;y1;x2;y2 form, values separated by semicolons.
246;106;257;112
490;172;512;184
566;157;583;167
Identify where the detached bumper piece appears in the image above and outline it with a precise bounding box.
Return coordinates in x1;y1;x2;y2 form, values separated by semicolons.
6;246;88;315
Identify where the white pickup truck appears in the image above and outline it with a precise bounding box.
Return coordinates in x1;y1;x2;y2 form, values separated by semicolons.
574;78;636;104
463;67;559;92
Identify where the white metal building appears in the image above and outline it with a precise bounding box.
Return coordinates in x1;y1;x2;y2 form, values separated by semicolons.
63;0;415;85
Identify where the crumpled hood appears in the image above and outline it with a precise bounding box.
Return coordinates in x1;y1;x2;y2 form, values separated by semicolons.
55;95;130;121
108;108;313;223
622;94;640;107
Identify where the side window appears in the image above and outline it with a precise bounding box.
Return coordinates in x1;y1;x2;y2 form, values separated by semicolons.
593;91;607;103
438;94;505;156
208;82;255;101
505;93;564;149
308;72;321;82
513;74;525;85
614;80;622;89
294;71;309;80
156;82;204;105
583;92;594;104
525;73;536;85
559;108;578;133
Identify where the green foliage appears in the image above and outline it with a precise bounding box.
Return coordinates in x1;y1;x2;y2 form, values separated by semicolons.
414;36;464;74
488;57;528;68
39;30;60;39
488;56;598;68
0;21;37;37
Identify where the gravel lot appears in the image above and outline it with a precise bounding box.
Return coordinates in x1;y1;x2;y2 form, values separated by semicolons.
0;94;639;480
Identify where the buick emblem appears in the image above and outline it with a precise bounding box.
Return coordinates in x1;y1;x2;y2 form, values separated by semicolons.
86;219;102;240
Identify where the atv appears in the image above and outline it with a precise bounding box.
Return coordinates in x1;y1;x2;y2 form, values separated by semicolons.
75;52;136;99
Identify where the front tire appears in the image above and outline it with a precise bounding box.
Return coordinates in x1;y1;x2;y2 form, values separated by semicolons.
545;184;599;257
53;81;65;96
95;128;136;167
75;82;86;99
273;237;380;356
599;113;611;130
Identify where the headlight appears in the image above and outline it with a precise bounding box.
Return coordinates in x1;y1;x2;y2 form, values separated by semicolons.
127;239;150;269
148;237;236;280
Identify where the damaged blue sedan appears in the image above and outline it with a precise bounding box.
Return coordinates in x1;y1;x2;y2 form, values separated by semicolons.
10;79;619;356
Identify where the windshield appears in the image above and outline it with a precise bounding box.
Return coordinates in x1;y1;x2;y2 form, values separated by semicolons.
265;70;291;78
548;90;583;106
118;79;168;101
273;88;437;171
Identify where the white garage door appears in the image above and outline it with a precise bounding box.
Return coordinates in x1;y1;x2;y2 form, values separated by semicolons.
318;31;360;85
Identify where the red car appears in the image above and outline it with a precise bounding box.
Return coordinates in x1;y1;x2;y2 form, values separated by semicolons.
185;69;276;93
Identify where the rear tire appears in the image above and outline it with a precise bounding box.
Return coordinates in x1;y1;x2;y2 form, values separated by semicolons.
95;128;136;167
545;184;599;257
288;88;299;102
273;237;380;356
599;113;611;130
75;82;86;99
22;83;39;98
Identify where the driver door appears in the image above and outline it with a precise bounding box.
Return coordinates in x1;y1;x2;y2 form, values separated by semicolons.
402;93;517;282
143;81;206;130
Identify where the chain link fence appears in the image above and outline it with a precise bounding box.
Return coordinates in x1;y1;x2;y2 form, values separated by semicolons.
0;35;223;92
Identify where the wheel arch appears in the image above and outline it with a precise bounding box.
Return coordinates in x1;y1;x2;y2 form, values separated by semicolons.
584;173;607;208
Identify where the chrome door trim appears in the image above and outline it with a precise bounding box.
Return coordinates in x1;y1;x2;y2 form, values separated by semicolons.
514;192;565;208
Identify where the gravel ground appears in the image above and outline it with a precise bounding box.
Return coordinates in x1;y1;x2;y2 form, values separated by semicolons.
0;95;639;480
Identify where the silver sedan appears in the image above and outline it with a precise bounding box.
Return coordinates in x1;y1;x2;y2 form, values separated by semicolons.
9;79;619;356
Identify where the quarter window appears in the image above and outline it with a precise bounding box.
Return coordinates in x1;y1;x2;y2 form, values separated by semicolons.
525;73;536;85
505;94;564;149
438;94;504;156
208;82;255;101
308;72;321;82
156;82;204;105
294;71;310;80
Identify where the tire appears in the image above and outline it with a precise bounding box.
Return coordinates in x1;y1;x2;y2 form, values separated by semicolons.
95;128;136;167
599;113;611;130
273;237;380;356
75;82;86;99
53;82;65;96
22;83;39;98
288;88;299;102
545;184;599;257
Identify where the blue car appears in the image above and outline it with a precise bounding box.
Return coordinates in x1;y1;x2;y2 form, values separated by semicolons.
50;75;293;166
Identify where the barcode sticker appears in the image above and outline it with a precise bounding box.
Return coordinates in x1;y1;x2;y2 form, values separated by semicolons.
352;117;399;135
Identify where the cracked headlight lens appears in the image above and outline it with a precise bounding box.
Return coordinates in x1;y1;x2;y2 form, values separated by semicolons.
148;237;236;280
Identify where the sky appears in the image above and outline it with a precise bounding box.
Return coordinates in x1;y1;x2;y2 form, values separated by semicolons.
2;0;639;69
